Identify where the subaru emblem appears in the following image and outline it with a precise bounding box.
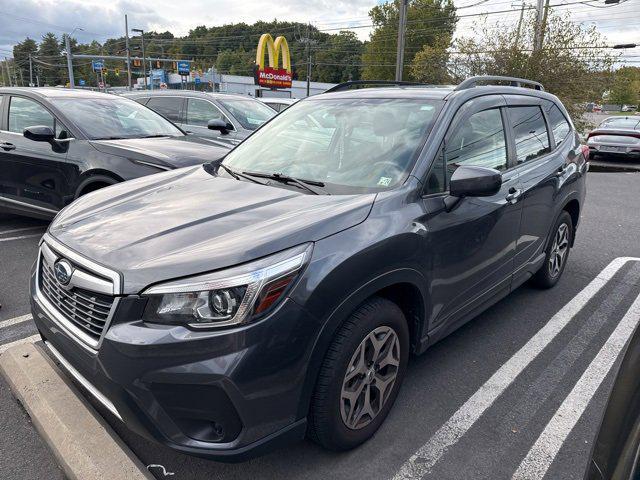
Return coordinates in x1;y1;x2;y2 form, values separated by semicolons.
54;259;74;286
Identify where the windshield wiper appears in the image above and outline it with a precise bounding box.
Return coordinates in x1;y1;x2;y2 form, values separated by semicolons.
217;163;268;185
140;134;170;139
242;171;328;195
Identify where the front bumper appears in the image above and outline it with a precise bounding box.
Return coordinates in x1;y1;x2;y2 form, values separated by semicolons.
30;264;322;462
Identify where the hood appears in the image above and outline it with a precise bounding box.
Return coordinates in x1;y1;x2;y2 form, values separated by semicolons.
89;136;230;169
49;166;375;293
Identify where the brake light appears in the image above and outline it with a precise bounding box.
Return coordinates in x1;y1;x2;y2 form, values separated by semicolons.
581;145;589;159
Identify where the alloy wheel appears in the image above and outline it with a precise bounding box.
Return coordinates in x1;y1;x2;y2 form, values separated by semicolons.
548;222;569;277
340;325;401;430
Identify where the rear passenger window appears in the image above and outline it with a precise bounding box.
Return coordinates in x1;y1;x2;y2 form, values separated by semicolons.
544;102;571;146
9;96;54;133
146;97;183;123
509;106;550;164
426;108;507;194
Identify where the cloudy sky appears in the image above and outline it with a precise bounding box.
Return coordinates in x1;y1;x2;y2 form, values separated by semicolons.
0;0;638;64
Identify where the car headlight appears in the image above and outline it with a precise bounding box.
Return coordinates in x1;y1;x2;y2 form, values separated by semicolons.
142;243;312;328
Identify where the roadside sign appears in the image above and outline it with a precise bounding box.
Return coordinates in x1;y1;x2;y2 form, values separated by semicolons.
195;77;201;85
98;81;105;89
160;82;167;90
177;60;190;75
92;59;104;72
78;79;86;86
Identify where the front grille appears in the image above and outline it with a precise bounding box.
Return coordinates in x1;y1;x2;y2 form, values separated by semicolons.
39;254;115;342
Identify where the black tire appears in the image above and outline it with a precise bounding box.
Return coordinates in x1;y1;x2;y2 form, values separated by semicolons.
531;211;573;289
308;297;409;451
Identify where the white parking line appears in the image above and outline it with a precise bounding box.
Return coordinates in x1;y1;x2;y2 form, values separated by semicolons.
513;290;640;479
0;314;33;330
0;334;40;354
0;226;45;235
391;257;640;480
0;233;43;242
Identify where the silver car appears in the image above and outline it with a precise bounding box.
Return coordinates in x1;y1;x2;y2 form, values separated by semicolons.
126;91;276;147
587;116;640;159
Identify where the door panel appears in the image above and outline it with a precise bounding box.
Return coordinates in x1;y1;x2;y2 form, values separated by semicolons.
422;96;523;331
0;96;68;212
504;97;565;280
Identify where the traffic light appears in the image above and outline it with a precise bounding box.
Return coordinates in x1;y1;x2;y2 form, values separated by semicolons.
156;61;161;68
133;59;141;67
115;68;120;76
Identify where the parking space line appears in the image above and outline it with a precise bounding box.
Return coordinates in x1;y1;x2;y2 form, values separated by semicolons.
0;314;33;330
0;233;43;242
513;290;640;479
391;257;640;480
0;226;45;236
0;334;39;354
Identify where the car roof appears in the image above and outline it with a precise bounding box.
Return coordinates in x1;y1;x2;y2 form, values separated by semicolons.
124;90;256;101
262;98;297;103
0;87;113;100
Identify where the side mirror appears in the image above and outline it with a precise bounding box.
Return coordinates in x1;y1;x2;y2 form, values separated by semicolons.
444;165;502;212
207;119;231;134
24;125;55;142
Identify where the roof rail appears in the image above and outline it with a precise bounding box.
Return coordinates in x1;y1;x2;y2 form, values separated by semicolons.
324;80;429;94
455;76;544;91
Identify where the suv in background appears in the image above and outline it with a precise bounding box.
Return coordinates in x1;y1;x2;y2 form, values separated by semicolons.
127;91;276;146
0;88;229;219
32;76;588;460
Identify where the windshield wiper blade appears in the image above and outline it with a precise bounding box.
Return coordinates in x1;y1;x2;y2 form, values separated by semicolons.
140;134;170;139
217;163;268;185
242;171;328;195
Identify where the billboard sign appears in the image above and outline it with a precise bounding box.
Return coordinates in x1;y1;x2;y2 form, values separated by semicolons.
177;60;191;75
254;34;292;89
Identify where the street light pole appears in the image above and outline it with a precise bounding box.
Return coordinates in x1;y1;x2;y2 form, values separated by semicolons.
124;15;132;90
132;28;147;89
29;54;34;87
395;0;408;81
64;34;75;88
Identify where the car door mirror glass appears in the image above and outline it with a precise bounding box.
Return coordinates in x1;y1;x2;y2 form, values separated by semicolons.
449;165;502;198
24;125;56;142
208;119;229;134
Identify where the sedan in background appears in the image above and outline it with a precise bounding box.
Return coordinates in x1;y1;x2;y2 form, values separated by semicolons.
127;91;276;146
0;87;229;219
587;116;640;160
260;97;298;113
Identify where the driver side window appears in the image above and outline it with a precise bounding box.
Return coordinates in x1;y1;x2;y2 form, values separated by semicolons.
9;97;54;133
186;98;231;128
426;108;507;194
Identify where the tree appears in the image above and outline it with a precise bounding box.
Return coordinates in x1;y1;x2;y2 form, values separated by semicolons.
609;67;640;107
410;36;452;84
313;31;363;83
12;38;38;86
38;32;63;86
362;0;457;81
451;10;614;130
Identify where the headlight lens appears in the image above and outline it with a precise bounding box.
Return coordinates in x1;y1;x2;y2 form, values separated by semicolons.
142;243;312;328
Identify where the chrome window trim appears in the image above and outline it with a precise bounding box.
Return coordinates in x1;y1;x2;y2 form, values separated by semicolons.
45;341;122;420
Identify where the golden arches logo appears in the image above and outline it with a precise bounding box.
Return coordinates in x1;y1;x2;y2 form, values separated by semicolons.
255;34;292;74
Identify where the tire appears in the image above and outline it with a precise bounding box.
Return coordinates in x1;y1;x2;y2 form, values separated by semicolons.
531;211;573;289
308;297;409;451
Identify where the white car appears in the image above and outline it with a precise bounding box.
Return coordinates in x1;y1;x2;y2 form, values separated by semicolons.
260;97;298;113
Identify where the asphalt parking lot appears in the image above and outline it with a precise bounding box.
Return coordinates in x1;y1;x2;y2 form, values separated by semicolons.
1;169;640;480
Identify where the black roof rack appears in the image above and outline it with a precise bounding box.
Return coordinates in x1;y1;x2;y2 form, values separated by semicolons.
455;76;544;91
324;80;430;94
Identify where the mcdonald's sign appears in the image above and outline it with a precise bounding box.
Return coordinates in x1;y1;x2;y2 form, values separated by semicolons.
254;34;292;89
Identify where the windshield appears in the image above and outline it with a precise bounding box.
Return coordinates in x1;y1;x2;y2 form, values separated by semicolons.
222;97;442;193
52;97;184;140
217;98;276;130
599;117;640;130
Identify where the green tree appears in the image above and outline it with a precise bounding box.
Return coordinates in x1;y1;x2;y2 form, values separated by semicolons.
38;32;63;86
362;0;457;81
216;48;254;75
313;31;363;83
609;67;640;107
12;38;38;86
452;11;614;130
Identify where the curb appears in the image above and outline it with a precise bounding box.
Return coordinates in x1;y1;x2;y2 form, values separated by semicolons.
0;341;153;480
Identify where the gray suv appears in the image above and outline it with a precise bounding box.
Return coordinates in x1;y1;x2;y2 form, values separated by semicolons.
126;91;276;146
31;76;588;461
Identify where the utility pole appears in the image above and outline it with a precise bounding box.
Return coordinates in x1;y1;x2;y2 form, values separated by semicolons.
132;29;147;89
306;23;311;97
1;59;7;87
29;54;34;87
514;3;526;48
5;57;13;87
395;0;409;81
125;15;132;90
64;34;75;88
533;0;545;52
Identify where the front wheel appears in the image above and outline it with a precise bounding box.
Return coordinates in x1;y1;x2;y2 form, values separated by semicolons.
531;211;573;289
308;297;409;451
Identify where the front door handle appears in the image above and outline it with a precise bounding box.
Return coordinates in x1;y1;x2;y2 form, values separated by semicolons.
556;165;569;177
0;142;16;151
505;187;522;204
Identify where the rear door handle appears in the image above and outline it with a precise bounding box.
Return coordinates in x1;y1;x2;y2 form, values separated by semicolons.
556;165;569;177
0;142;16;151
505;187;522;204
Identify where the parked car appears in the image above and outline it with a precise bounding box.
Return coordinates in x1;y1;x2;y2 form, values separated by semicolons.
260;97;298;113
0;88;230;219
621;104;637;112
126;91;276;146
587;116;640;160
32;76;588;461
